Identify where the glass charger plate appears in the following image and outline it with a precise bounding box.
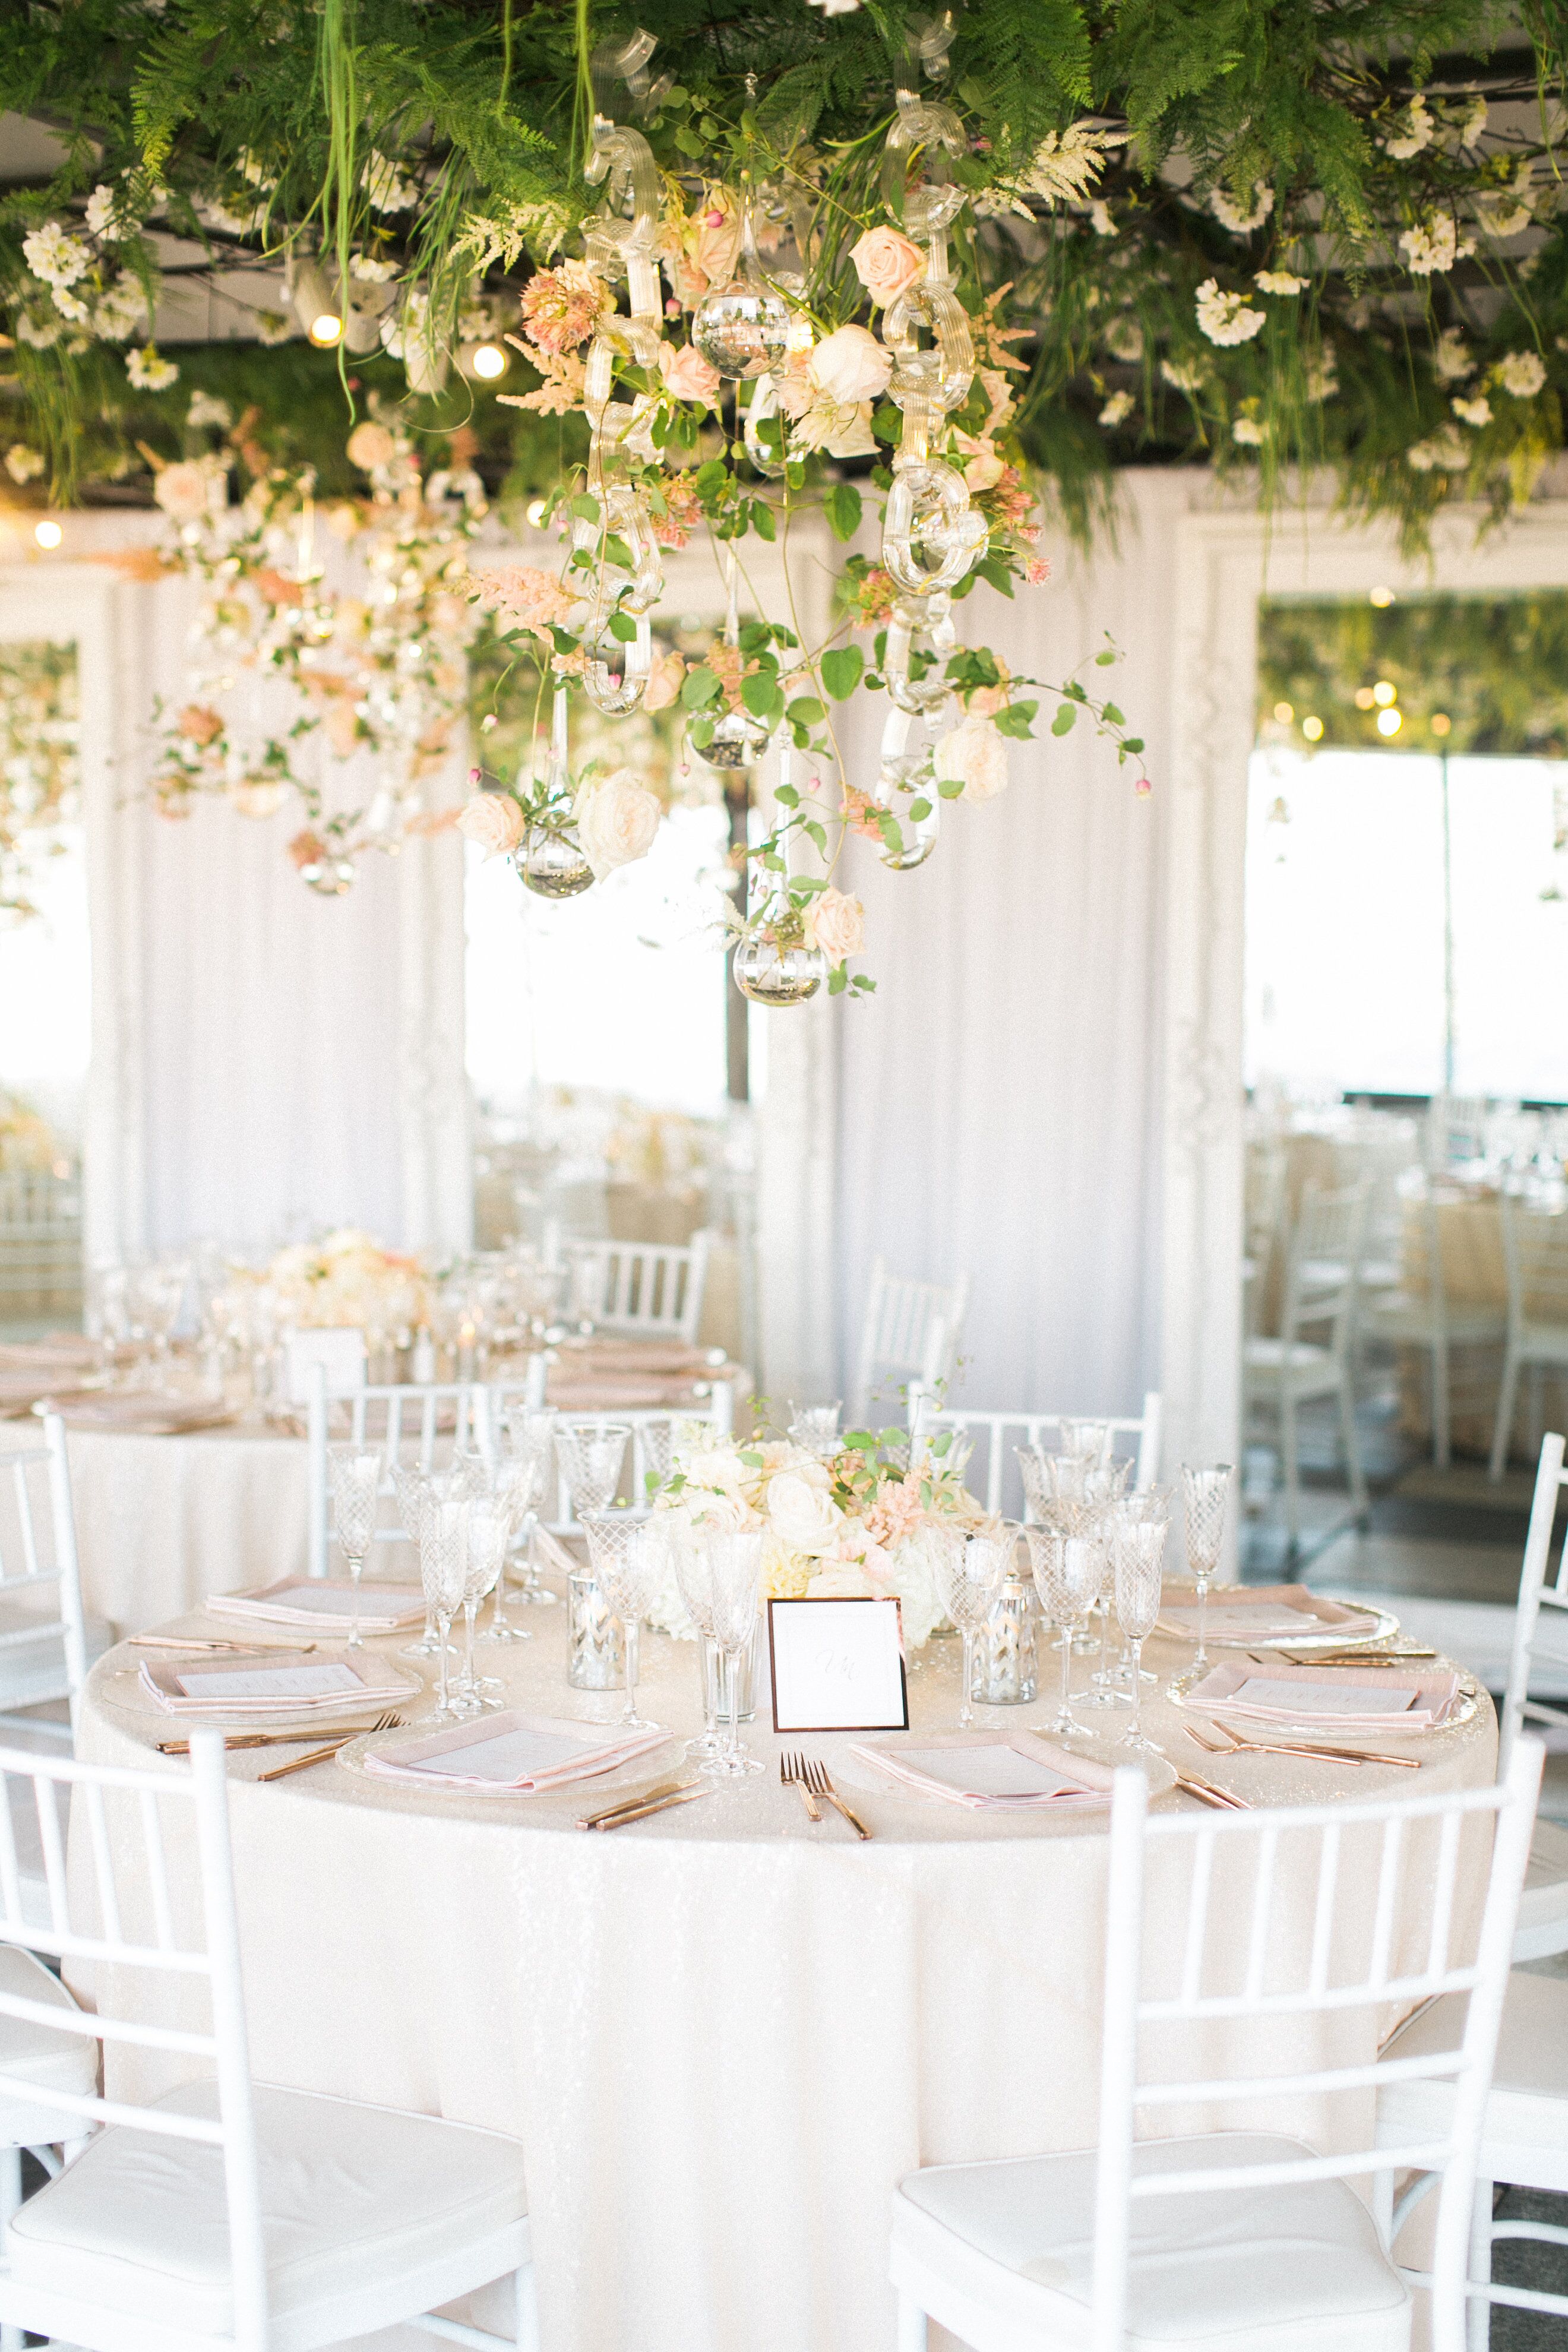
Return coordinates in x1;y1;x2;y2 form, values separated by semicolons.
332;1725;676;1795
1180;1676;1481;1742
1160;1589;1402;1654
96;1656;426;1735
833;1739;1178;1808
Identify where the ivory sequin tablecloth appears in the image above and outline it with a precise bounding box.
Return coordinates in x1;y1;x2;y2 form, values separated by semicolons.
71;1592;1496;2352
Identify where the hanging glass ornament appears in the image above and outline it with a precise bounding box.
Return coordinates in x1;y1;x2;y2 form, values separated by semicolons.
298;853;357;896
583;613;653;716
520;685;595;898
872;704;941;871
742;374;788;479
690;548;773;772
884;591;956;716
733;925;827;1007
694;183;792;381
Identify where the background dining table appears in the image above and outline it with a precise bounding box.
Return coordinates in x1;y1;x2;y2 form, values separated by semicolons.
70;1584;1496;2352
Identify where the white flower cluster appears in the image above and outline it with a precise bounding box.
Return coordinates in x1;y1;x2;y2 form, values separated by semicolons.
126;344;178;391
3;445;43;485
1161;356;1205;393
1195;277;1266;346
1476;162;1537;242
1383;94;1433;161
1452;394;1492;428
973;119;1130;220
1496;350;1547;398
361;149;421;215
1433;328;1472;382
1098;388;1134;426
186;389;233;430
1232;415;1266;446
1254;270;1307;296
1304;347;1338;403
1406;426;1468;473
1400;215;1458;275
1209;181;1274;234
21;223;89;289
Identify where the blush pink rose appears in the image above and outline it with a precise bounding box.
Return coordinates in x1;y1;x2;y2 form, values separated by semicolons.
805;886;866;961
659;340;722;407
935;716;1009;804
456;792;526;858
850;226;926;306
643;649;686;712
323;698;362;758
808;324;892;407
575;767;662;877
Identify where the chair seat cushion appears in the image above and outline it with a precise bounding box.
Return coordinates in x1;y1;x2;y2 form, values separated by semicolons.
1379;1971;1568;2181
0;1945;96;2147
893;2131;1409;2351
6;2079;529;2335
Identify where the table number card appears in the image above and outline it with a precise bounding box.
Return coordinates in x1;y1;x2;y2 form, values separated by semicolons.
768;1598;909;1734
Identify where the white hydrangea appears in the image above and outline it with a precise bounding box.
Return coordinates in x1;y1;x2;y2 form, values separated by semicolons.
1105;317;1143;362
1452;394;1492;428
1254;270;1307;295
1401;216;1458;276
1098;389;1134;426
1161;356;1205;393
1433;327;1472;382
3;445;44;485
93;274;147;342
1232;415;1266;445
1383;94;1433;160
1209;182;1273;235
1406;426;1468;473
125;343;179;391
361;149;421;215
1195;277;1266;346
1497;350;1547;398
22;222;90;288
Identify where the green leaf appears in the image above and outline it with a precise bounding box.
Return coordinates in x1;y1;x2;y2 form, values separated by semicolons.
820;645;864;701
742;673;784;722
828;964;848;995
687;714;716;748
603;533;634;572
675;125;704;156
851;975;877;994
568;493;600;523
992;699;1038;738
1095;649;1118;666
606;610;637;643
738;1449;764;1469
682;666;722;710
824;482;862;543
1123;736;1145;754
937;776;965;798
909;796;932;821
1051;703;1077;736
749;499;777;542
1102;702;1125;725
973;556;1014;597
548;626;577;655
878;811;903;851
787;695;824;727
774;782;799;808
804;819;827;853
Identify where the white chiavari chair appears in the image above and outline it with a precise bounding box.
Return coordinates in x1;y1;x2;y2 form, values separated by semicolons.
0;1733;537;2352
0;1414;87;1744
1242;1178;1370;1551
892;1740;1544;2352
305;1373;495;1578
909;1393;1163;1517
1488;1194;1568;1481
561;1232;712;1345
851;1258;969;1424
1362;1194;1506;1471
1493;1430;1568;1962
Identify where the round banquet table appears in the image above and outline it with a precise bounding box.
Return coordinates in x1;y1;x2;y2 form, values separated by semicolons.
72;1594;1497;2352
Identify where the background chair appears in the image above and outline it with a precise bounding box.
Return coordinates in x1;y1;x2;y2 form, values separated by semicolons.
561;1232;711;1345
306;1374;495;1579
0;1731;537;2352
851;1258;969;1425
1488;1194;1568;1481
909;1394;1162;1518
892;1741;1542;2352
0;1415;87;1746
1362;1192;1506;1469
1494;1430;1568;1963
1242;1178;1369;1551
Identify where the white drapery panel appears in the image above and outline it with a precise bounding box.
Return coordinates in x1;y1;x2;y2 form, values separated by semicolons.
832;471;1202;1419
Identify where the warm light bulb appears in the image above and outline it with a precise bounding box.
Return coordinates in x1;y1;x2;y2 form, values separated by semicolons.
33;519;62;549
1301;715;1323;741
1354;687;1375;710
1431;712;1452;737
1370;586;1395;608
309;311;343;347
1376;706;1402;736
1373;679;1396;706
526;497;548;528
470;342;507;380
1272;700;1294;724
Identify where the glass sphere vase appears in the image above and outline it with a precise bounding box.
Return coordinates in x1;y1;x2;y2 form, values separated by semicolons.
520;825;595;899
298;855;356;896
693;706;774;772
693;275;791;381
732;932;827;1007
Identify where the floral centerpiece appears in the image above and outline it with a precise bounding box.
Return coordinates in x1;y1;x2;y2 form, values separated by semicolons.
650;1422;987;1648
259;1228;431;1338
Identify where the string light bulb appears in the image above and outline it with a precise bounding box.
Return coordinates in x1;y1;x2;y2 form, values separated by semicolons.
33;519;62;549
470;342;507;380
1376;706;1402;736
309;310;343;347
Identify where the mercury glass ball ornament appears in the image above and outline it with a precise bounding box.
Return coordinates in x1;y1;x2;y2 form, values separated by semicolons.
299;855;356;896
732;932;827;1007
693;706;774;772
520;824;595;899
693;271;791;381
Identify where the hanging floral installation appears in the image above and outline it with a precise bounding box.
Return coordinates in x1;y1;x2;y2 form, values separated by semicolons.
0;640;79;923
0;0;1563;983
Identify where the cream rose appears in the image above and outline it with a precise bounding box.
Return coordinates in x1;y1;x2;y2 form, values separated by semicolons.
575;767;662;878
153;460;214;521
808;324;892;407
767;1472;843;1557
323;697;362;758
851;226;926;306
659;340;722;407
643;648;686;712
935;716;1009;804
456;791;526;858
804;886;866;962
961;441;1006;491
346;420;397;470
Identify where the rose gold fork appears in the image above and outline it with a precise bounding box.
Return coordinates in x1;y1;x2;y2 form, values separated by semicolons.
780;1752;822;1821
1188;1721;1418;1770
256;1711;403;1781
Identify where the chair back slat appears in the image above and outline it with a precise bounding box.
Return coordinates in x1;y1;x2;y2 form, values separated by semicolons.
1499;1431;1568;1776
911;1392;1163;1518
306;1373;497;1576
0;1415;88;1733
852;1256;969;1422
562;1232;712;1345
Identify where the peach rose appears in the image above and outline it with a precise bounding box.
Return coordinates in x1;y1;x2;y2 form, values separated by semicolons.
805;886;866;962
456;791;526;858
323;698;362;758
175;703;225;747
643;649;686;713
229;777;287;819
961;441;1006;492
808;324;892;407
659;340;721;408
346;421;397;470
153;459;214;521
850;226;925;306
935;716;1009;804
287;827;328;870
575;767;661;878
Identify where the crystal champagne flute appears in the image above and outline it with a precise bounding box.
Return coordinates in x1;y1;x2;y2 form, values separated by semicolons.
671;1517;725;1760
700;1529;765;1775
1025;1518;1104;1735
502;1405;559;1607
456;1498;508;1710
418;1494;469;1723
555;1420;631;1518
931;1525;1013;1729
581;1512;669;1733
1169;1464;1234;1696
1112;1516;1168;1756
328;1444;383;1649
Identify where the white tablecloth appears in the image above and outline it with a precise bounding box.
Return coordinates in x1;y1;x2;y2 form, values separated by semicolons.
63;1421;310;1635
74;1599;1496;2352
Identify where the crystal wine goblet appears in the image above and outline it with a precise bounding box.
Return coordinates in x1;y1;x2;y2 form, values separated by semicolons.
1168;1464;1234;1696
581;1512;669;1733
1108;1486;1170;1694
700;1529;766;1776
931;1525;1013;1729
787;1402;842;1460
502;1406;559;1607
636;1418;677;1495
418;1494;469;1723
1025;1519;1105;1735
479;1449;542;1645
1112;1516;1168;1756
456;1498;509;1711
555;1420;631;1518
391;1458;447;1660
328;1444;383;1650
